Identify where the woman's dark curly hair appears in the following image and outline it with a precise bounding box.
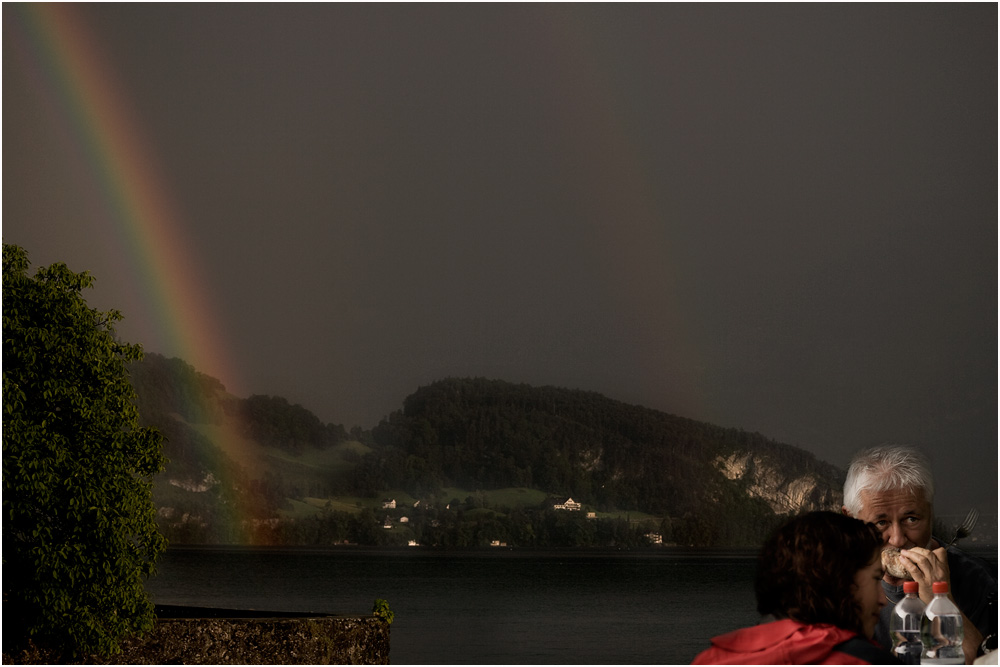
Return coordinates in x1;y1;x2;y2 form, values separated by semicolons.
755;511;883;635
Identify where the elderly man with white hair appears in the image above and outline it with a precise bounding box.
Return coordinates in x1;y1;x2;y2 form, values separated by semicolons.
842;444;996;664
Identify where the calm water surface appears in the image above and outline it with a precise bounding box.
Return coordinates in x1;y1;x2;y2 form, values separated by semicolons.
146;547;762;664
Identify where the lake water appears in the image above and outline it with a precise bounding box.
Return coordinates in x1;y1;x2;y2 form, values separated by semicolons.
145;546;763;664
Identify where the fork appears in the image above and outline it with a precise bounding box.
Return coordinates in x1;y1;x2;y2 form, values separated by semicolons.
947;508;979;546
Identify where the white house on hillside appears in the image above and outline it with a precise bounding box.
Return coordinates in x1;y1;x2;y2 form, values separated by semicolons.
553;497;582;511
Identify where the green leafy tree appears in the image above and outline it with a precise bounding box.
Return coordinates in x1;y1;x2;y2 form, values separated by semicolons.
371;598;394;625
3;244;166;658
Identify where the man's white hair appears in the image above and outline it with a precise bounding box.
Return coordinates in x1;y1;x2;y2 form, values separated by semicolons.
842;444;935;517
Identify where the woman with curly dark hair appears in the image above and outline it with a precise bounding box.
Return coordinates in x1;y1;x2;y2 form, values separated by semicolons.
693;511;897;664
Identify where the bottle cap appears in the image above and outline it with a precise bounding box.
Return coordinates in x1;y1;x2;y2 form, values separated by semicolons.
903;581;919;594
932;581;949;594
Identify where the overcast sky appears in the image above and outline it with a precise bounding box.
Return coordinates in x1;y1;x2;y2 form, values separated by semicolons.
4;4;996;516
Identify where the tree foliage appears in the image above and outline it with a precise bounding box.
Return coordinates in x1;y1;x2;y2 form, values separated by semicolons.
128;352;229;425
3;244;166;658
239;394;348;454
126;353;352;543
123;351;847;548
129;353;348;456
363;377;845;545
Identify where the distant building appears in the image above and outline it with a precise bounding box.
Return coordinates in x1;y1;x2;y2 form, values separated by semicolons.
382;499;396;509
553;497;582;511
399;516;409;523
645;532;663;545
586;512;597;519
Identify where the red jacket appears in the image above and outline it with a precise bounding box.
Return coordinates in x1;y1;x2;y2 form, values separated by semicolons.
692;618;893;664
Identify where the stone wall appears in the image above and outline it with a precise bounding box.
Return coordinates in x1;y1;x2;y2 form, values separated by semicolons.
5;607;390;665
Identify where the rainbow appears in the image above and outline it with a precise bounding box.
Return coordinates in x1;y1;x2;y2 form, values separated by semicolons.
534;9;707;416
6;3;234;388
6;5;708;543
6;4;259;543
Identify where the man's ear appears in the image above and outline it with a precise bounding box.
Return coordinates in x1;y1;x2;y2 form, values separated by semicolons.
841;506;852;517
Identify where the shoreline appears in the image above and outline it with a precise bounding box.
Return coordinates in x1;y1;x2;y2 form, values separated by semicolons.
153;542;999;566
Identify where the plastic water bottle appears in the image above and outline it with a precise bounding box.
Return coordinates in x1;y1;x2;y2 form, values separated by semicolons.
921;581;964;664
891;581;926;664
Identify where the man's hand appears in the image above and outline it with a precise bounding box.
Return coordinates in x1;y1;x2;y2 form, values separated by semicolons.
900;546;950;600
900;547;983;664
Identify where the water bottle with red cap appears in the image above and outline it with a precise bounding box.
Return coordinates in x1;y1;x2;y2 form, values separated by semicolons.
891;580;925;664
921;580;964;664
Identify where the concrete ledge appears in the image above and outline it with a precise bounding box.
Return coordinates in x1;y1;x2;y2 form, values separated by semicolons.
106;608;389;665
5;608;390;665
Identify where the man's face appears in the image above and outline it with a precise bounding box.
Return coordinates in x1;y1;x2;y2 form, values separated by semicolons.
854;486;934;583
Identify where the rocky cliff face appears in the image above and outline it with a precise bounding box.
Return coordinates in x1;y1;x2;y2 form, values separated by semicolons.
715;452;843;515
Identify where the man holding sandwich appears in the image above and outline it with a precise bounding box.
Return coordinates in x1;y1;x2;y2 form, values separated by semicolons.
842;444;996;663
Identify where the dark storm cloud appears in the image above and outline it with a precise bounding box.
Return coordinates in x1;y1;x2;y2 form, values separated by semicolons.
3;3;995;515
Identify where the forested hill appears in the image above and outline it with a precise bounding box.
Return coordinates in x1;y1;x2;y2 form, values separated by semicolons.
367;378;845;541
128;355;846;547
